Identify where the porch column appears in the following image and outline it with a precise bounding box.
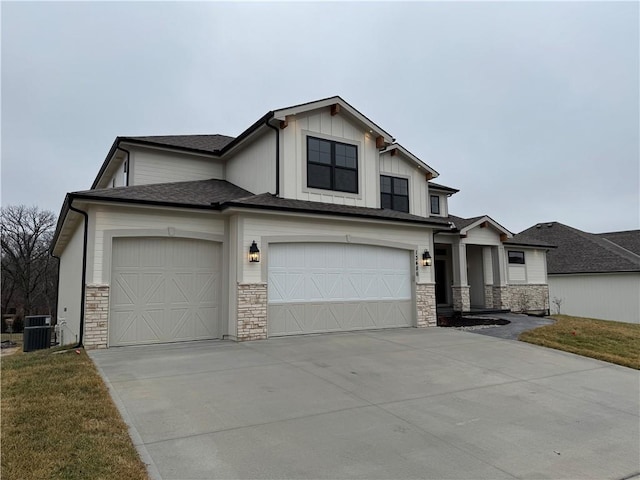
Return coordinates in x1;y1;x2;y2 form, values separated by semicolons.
451;240;470;311
482;247;494;308
492;245;510;309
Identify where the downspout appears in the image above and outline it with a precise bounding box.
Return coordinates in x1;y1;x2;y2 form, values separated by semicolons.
68;201;88;348
115;146;131;186
50;253;61;342
264;117;280;196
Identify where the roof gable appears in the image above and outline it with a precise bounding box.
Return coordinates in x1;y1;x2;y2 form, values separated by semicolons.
273;96;394;144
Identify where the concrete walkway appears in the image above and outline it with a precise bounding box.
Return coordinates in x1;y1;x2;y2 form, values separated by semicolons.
90;328;639;480
458;313;555;340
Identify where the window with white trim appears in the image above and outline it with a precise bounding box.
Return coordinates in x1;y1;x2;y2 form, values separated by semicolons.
307;136;358;193
380;175;409;213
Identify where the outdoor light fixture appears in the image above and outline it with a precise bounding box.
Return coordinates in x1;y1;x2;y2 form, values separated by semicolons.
422;249;432;267
249;240;260;263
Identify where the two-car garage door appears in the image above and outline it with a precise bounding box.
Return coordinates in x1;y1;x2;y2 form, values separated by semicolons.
268;243;413;336
109;237;221;347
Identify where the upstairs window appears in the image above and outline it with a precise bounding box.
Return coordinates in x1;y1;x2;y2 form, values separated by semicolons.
430;195;441;215
307;136;358;193
508;251;525;264
380;175;409;213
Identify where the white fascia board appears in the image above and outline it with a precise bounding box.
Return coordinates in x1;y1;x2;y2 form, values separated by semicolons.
461;216;513;237
380;144;439;178
273;96;394;143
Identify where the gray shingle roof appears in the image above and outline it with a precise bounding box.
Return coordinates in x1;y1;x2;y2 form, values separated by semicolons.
428;182;459;193
71;180;452;226
123;135;235;153
515;222;640;274
73;179;253;208
225;193;452;226
597;230;640;256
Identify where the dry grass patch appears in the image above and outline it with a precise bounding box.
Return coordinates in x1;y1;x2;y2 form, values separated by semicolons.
1;347;148;480
519;315;640;369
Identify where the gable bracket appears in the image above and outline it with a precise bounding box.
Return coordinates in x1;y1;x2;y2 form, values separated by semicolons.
425;172;434;181
330;104;341;116
279;119;288;129
500;233;508;242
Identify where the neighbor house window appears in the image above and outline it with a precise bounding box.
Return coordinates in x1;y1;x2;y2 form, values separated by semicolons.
380;175;409;213
307;136;358;193
430;195;440;215
508;251;525;264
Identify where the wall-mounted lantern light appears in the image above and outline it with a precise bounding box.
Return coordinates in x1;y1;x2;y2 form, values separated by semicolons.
249;240;260;263
422;249;432;267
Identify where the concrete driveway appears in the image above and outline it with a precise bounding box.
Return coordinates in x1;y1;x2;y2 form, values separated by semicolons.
90;328;639;480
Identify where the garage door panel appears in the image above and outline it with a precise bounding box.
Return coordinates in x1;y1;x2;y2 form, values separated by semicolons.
110;238;221;346
268;243;413;336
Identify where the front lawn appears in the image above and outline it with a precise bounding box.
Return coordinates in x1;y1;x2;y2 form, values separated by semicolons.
519;315;640;369
1;347;148;480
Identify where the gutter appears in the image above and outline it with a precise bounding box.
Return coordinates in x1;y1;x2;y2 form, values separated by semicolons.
68;202;88;349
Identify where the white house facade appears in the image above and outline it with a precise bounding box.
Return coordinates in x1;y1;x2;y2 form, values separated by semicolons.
51;97;553;348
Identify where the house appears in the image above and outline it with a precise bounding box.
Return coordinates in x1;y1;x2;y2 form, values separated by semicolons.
512;222;640;323
50;96;553;348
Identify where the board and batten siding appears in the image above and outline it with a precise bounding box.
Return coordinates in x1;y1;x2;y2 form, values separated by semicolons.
462;227;501;246
549;273;640;324
379;151;428;217
238;214;434;285
507;248;547;285
427;191;449;217
57;221;84;345
280;110;379;208
89;205;225;285
225;132;276;195
131;148;224;186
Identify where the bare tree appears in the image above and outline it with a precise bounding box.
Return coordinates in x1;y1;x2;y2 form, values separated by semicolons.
1;205;58;320
552;297;563;315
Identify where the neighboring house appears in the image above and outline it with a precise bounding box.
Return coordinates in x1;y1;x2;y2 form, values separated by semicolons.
513;222;640;323
50;96;552;348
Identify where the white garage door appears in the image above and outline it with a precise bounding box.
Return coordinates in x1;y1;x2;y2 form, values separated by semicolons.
268;243;413;336
110;237;221;346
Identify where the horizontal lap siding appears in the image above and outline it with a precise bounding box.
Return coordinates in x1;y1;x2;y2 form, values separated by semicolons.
549;273;640;324
132;149;223;185
91;206;224;284
57;223;84;345
226;132;275;195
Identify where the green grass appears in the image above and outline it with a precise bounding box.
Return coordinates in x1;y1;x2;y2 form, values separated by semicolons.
519;315;640;369
1;347;148;480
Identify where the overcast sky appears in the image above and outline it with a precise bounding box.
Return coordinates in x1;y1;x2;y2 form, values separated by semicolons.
2;1;638;234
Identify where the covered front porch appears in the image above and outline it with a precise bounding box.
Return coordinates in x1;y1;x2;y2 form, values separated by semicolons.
434;217;512;314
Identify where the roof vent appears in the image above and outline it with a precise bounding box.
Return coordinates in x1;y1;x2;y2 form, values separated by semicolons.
547;223;553;227
536;224;541;228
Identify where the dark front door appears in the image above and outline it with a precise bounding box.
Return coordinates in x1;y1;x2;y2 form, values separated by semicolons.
435;259;447;304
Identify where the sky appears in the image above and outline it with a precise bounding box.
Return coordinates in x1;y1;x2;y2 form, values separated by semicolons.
2;1;638;234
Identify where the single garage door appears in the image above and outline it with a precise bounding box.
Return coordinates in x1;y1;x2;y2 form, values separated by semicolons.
268;243;413;336
110;237;221;346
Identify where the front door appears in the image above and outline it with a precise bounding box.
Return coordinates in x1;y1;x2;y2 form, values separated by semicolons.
435;259;447;304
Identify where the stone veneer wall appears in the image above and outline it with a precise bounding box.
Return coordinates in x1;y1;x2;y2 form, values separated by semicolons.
484;286;494;308
508;284;549;313
236;283;267;341
416;284;437;327
452;286;470;312
492;286;510;310
84;284;109;349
